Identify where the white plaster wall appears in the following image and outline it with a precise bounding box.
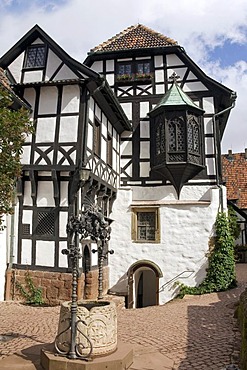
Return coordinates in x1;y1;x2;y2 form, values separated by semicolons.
106;74;114;86
59;116;78;142
21;240;32;265
203;97;215;113
155;70;164;83
23;71;43;83
54;65;78;80
59;212;68;237
36;241;54;267
59;241;68;268
24;181;32;206
22;210;33;234
106;60;114;71
21;146;31;165
61;85;80;113
183;82;208;92
140;102;149;118
91;61;103;73
36;117;56;143
101;139;107;163
45;50;63;80
109;185;223;304
156;85;165;94
121;103;132;120
154;55;163;68
166;54;183;66
140;121;150;138
37;182;54;206
23;88;36;119
9;53;24;83
39;87;58;114
60;181;68;207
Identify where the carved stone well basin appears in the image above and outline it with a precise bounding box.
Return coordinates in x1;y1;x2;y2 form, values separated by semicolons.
55;300;117;357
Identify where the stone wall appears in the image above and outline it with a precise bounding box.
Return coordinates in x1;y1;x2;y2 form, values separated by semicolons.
237;288;247;369
7;266;109;306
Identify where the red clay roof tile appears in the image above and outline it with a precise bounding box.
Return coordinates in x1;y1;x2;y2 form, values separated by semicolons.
222;151;247;209
90;24;177;53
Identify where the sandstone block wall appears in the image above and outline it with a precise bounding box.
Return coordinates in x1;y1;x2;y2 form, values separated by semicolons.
7;266;110;305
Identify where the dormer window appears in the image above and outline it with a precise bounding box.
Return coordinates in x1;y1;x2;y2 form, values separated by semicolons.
24;45;46;69
117;60;152;82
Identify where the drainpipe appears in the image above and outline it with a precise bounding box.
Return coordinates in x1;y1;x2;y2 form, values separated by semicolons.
212;92;237;211
5;197;16;300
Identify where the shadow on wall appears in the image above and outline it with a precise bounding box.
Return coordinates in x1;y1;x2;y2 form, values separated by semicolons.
108;273;128;296
177;287;242;369
159;260;208;297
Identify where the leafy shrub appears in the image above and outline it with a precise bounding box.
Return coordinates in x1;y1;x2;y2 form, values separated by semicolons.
178;212;237;297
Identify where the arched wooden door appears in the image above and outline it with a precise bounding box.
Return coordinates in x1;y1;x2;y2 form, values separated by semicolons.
127;260;163;309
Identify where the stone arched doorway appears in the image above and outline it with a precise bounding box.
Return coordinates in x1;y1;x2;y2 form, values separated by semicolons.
127;260;163;309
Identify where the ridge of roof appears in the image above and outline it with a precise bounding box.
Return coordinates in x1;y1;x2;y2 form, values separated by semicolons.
90;24;178;53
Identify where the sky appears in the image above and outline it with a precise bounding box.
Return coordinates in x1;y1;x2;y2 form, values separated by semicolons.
0;0;247;154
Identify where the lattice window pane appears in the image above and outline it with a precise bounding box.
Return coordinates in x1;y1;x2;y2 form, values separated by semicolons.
177;121;185;150
25;46;46;68
156;119;165;157
137;62;150;74
137;212;155;241
36;211;55;235
118;64;132;75
168;117;185;153
188;118;200;155
194;125;199;153
168;121;176;151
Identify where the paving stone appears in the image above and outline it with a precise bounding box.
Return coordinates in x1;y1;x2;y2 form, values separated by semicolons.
0;264;246;369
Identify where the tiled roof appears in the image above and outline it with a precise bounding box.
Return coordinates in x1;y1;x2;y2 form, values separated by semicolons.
222;150;247;209
90;24;177;53
0;67;30;110
0;67;12;91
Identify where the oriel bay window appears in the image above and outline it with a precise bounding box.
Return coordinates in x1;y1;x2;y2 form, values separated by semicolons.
131;207;160;243
149;74;205;197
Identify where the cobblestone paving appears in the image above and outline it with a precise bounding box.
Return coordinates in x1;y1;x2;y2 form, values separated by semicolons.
0;264;246;369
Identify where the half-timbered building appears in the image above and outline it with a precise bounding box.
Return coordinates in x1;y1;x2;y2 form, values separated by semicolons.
84;24;236;307
0;25;130;304
0;24;236;307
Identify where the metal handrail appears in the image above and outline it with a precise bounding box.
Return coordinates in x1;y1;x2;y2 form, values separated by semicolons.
158;269;195;293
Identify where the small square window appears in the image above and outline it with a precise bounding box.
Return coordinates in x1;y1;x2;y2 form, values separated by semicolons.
36;210;55;236
132;207;160;243
24;45;46;69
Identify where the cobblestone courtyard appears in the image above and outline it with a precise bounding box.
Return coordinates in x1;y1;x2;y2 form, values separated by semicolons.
0;264;246;369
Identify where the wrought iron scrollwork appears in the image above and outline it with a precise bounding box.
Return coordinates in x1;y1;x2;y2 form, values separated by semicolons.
56;204;114;360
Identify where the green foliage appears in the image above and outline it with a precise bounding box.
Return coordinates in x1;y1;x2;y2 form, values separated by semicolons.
228;206;241;240
15;270;44;305
178;212;237;297
0;86;33;228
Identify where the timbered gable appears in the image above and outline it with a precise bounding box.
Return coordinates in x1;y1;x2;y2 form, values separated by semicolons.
0;25;130;274
85;24;234;188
